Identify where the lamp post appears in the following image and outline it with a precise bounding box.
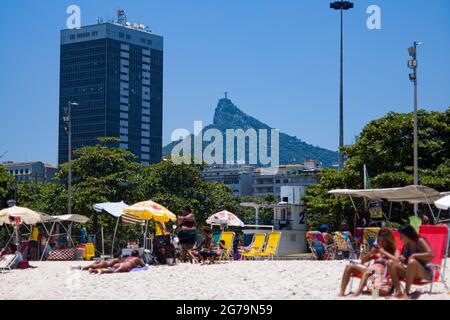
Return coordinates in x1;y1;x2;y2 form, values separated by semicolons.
408;41;422;215
64;101;78;216
330;1;354;170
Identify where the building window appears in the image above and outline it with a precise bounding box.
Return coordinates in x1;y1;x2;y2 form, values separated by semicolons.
126;34;131;40
92;31;98;37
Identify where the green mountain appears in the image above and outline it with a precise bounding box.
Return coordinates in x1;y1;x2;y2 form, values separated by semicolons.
163;98;338;167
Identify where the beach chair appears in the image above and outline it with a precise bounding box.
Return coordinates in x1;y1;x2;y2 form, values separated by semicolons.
256;232;282;260
361;228;380;256
306;231;334;260
0;254;17;273
241;233;266;260
401;225;449;294
392;230;404;253
333;232;351;260
212;232;222;246
218;231;235;260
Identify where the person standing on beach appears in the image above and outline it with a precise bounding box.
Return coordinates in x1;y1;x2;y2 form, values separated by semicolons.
176;207;197;262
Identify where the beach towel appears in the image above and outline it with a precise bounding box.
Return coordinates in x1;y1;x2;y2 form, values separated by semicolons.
131;265;150;272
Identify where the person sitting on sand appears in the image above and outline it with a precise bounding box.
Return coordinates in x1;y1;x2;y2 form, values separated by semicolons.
386;225;434;299
198;240;226;265
320;224;334;245
339;228;399;297
189;227;213;264
95;250;145;274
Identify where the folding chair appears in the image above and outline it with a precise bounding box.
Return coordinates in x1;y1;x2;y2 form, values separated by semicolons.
306;231;333;260
255;232;282;260
362;228;380;255
334;232;357;260
241;233;266;260
401;225;449;294
218;231;235;260
0;254;17;273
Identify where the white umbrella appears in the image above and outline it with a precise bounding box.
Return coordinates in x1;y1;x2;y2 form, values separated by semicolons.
93;201;129;218
51;214;89;224
435;195;450;210
0;206;44;225
206;210;245;228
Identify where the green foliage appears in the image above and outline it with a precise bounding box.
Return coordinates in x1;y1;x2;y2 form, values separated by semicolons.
304;108;450;231
0;164;14;207
136;160;240;225
9;140;244;252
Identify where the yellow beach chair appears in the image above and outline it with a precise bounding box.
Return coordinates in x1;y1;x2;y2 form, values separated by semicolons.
256;232;281;260
241;233;266;260
219;231;235;260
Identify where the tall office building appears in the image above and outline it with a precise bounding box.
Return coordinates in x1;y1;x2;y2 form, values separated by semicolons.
58;11;163;165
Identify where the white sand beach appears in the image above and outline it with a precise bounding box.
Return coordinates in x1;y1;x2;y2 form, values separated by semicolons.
1;260;449;300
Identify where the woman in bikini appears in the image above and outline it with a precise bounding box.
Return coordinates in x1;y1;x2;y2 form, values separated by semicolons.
339;227;400;297
96;250;145;274
386;224;434;298
80;258;122;271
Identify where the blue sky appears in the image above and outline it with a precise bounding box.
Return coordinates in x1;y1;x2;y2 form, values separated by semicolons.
1;0;449;165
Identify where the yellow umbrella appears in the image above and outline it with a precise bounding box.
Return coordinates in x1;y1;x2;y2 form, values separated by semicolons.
123;200;177;223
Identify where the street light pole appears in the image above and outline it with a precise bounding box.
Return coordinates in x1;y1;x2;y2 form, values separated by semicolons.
64;101;78;216
408;41;421;215
330;1;354;170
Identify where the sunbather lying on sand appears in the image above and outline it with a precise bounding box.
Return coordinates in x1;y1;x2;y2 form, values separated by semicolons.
79;258;122;271
94;250;145;274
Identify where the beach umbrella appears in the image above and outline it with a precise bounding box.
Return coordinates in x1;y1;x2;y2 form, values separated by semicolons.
0;206;44;225
93;201;132;255
206;210;245;228
93;201;129;218
51;214;89;224
123;200;177;223
435;195;450;210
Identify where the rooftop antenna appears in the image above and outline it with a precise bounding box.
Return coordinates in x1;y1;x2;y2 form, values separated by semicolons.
117;9;127;25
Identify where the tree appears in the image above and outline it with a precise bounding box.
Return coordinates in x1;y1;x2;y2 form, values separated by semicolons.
136;160;240;225
56;140;143;242
0;164;14;208
304;108;450;230
11;142;244;253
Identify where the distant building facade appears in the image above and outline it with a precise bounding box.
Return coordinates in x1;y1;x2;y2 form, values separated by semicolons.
253;161;321;199
58;11;163;165
201;160;321;199
201;165;254;197
3;161;58;183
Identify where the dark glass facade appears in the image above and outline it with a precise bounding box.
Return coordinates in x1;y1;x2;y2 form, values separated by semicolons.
58;23;163;165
